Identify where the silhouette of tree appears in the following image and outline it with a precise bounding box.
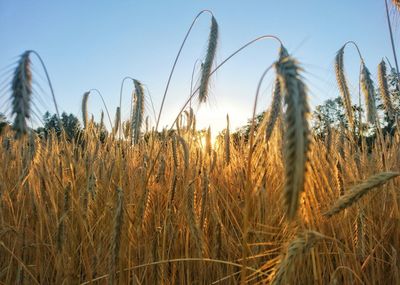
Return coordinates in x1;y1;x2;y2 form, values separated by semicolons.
36;112;82;141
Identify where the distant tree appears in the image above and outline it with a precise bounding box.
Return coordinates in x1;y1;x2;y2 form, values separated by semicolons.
0;113;9;134
312;97;346;136
232;111;267;143
36;112;82;141
312;97;366;137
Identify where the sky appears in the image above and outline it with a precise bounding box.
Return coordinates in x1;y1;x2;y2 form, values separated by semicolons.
0;0;399;135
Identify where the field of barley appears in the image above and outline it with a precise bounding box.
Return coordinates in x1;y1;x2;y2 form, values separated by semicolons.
1;2;400;285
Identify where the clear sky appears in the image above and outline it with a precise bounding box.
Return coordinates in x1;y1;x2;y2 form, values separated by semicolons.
0;0;398;134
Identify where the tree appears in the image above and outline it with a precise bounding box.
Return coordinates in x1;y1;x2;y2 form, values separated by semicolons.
0;113;9;135
232;111;267;143
36;112;82;141
312;97;346;137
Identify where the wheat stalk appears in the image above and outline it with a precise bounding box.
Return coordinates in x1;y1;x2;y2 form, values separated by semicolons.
156;155;166;183
355;208;366;261
135;168;150;233
87;171;97;199
186;180;204;257
109;187;124;285
391;246;399;284
275;54;311;219
199;170;209;229
155;10;215;130
324;172;399;217
211;150;217;172
224;114;230;165
88;88;113;128
56;184;71;252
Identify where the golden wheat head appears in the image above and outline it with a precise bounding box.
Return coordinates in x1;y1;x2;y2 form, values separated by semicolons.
132;79;145;144
335;47;354;128
275;54;311;220
11;51;32;138
360;63;378;124
324;172;399;217
377;60;394;119
199;16;218;103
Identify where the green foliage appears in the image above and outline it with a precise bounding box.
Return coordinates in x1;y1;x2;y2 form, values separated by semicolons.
232;111;266;142
36;112;82;141
0;113;10;135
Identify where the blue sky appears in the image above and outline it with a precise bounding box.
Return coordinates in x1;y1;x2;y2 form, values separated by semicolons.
0;0;398;133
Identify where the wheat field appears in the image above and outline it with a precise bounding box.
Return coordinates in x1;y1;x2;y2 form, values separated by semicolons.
1;4;400;285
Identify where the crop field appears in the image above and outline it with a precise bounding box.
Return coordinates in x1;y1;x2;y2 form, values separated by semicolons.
0;2;400;285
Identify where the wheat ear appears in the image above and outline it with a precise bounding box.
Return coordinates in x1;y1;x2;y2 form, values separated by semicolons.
335;47;354;128
355;208;366;261
265;78;282;143
335;160;344;196
264;45;288;142
324;172;399;217
99;110;104;132
171;134;178;168
112;107;121;137
198;16;218;103
360;62;378;124
272;231;323;285
377;60;394;119
205;126;212;156
177;135;190;177
82;91;90;129
276;55;311;219
132;80;145;144
11;51;32;138
156;155;166;183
